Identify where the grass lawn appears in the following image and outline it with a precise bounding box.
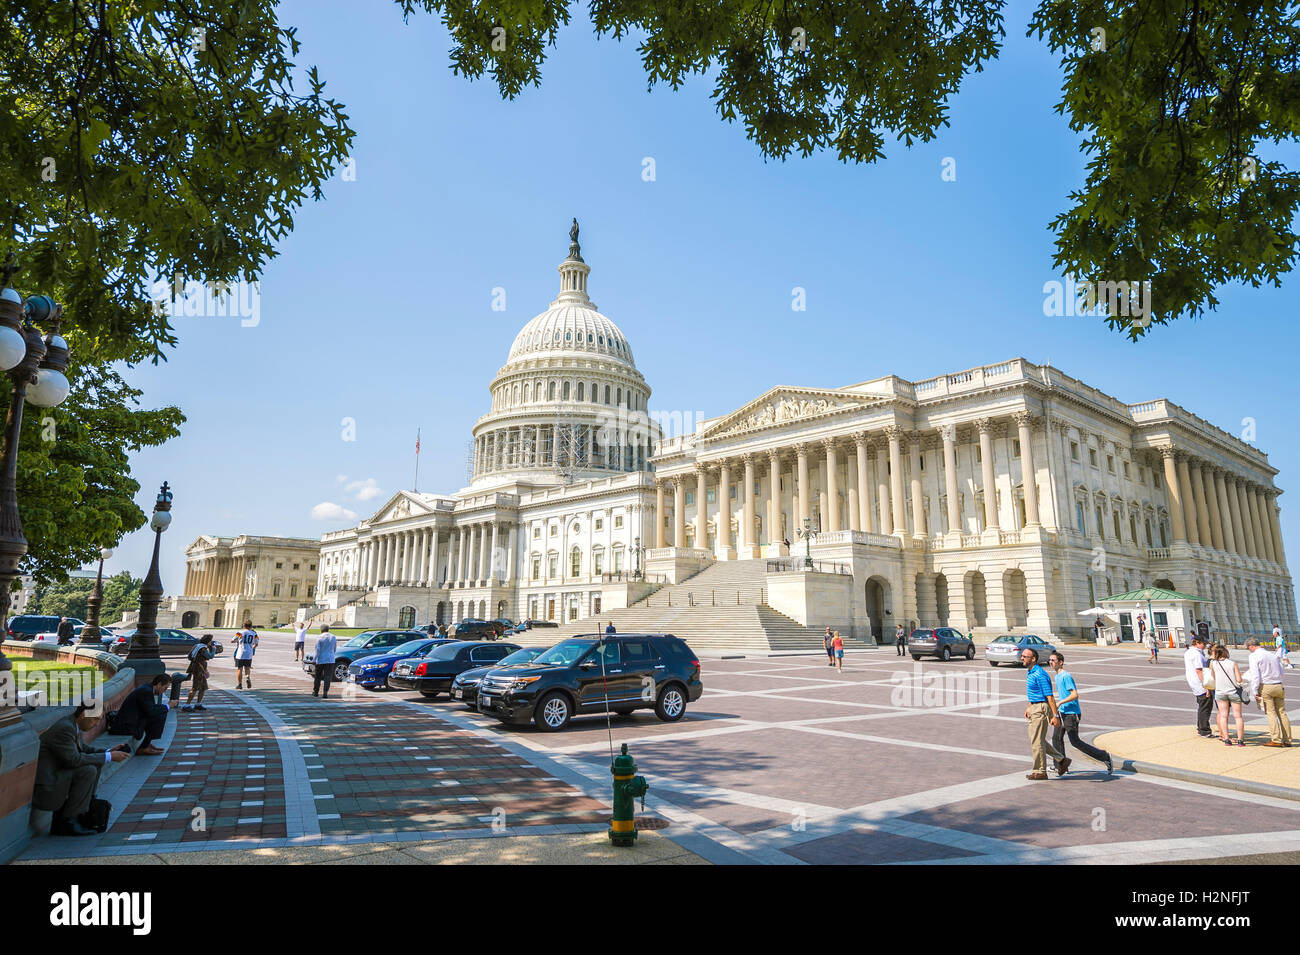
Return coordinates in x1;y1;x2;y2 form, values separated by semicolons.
261;627;368;637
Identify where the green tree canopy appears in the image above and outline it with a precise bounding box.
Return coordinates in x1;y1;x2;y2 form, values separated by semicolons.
0;0;354;581
399;0;1300;337
31;571;142;623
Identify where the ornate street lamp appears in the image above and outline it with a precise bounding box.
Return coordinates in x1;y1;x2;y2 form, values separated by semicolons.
126;483;172;665
80;546;115;646
0;257;73;723
800;517;814;570
632;536;643;580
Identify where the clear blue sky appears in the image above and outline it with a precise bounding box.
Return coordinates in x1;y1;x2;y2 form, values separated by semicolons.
103;0;1300;596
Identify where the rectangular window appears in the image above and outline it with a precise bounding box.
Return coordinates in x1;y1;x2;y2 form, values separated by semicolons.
1095;507;1104;536
571;551;581;576
1153;473;1161;489
1107;455;1115;473
272;584;281;596
275;562;283;569
685;492;694;506
1012;439;1021;458
548;556;558;578
614;550;624;572
919;454;925;470
290;584;298;597
1123;461;1130;479
307;585;315;599
1070;442;1079;461
975;446;981;464
292;563;300;570
614;515;623;528
730;485;737;498
532;557;540;580
549;525;557;536
594;552;604;574
533;526;541;539
1089;449;1098;467
595;518;603;531
707;490;716;503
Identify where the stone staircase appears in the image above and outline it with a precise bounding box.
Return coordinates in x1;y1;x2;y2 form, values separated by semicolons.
543;559;877;653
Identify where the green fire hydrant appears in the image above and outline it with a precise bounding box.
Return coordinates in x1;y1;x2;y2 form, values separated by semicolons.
609;742;648;847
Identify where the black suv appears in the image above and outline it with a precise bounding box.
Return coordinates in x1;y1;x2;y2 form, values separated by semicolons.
7;615;84;640
448;619;504;640
477;633;703;732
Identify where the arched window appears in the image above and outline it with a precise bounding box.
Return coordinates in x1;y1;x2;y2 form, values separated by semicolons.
562;381;571;400
548;381;556;401
591;382;598;402
570;546;581;577
604;385;611;404
523;382;530;402
576;382;584;401
616;387;622;405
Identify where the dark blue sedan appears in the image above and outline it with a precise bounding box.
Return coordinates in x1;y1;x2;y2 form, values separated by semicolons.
347;638;458;690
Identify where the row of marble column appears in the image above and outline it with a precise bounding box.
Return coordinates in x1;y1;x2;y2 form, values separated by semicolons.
353;523;517;589
1158;448;1285;564
653;418;1035;549
186;557;244;597
475;425;649;475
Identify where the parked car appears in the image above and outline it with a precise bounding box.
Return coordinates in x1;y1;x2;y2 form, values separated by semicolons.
908;627;976;662
477;633;703;732
519;618;558;630
450;646;547;707
414;623;449;636
345;638;457;690
448;619;504;640
7;615;84;640
985;633;1058;667
303;629;422;683
107;628;225;658
386;640;521;697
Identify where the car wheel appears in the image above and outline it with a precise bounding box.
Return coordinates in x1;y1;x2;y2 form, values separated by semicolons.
988;661;999;667
940;647;951;661
420;690;441;699
966;645;975;660
655;685;686;722
333;662;349;682
536;692;571;731
911;655;922;662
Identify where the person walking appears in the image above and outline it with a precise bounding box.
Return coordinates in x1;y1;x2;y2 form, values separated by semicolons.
895;624;907;657
1145;625;1159;664
312;625;337;698
1246;637;1292;747
56;616;75;646
1209;643;1248;747
233;621;258;689
293;620;307;662
1274;624;1294;670
1047;651;1113;776
1022;647;1065;780
1185;635;1213;737
832;631;844;672
180;634;215;712
824;627;836;667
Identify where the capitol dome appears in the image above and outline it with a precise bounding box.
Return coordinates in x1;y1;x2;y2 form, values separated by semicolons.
468;221;660;489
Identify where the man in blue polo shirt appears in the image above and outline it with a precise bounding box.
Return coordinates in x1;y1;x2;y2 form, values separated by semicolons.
1022;647;1064;780
1048;650;1113;777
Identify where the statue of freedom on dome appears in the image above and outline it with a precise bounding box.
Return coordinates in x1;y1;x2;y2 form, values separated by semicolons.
568;217;582;260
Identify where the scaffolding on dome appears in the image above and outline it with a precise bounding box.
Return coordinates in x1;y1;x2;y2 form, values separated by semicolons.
553;403;589;485
464;439;477;485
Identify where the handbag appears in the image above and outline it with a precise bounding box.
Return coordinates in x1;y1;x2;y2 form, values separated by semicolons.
79;797;111;833
1215;660;1249;703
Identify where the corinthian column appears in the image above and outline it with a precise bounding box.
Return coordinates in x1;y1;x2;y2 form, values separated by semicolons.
1202;465;1224;551
976;418;999;532
1214;469;1237;554
655;481;667;549
855;434;872;534
695;466;708;549
742;454;756;554
875;446;892;534
717;460;733;557
1176;454;1200;545
1190;462;1213;547
796;444;810;527
1160;448;1186;542
1248;487;1270;562
767;451;783;551
1267;491;1287;567
908;433;925;539
824;440;840;533
674;478;686;548
886;427;905;536
941;424;961;535
1014;413;1040;527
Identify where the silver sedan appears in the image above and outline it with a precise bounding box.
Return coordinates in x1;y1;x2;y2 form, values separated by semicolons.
985;634;1057;667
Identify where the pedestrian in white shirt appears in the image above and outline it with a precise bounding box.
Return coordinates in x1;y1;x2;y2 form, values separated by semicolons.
1184;636;1213;738
312;625;338;699
1246;638;1292;746
1274;625;1294;670
293;621;307;662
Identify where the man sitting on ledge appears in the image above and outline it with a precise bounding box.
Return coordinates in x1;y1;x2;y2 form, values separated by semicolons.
33;700;129;837
111;674;172;755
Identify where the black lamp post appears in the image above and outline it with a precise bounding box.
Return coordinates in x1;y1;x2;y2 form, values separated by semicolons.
80;546;114;646
800;517;815;570
0;256;73;724
126;483;172;666
632;536;643;580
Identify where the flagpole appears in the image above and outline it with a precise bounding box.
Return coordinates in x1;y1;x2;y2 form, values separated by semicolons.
414;428;420;492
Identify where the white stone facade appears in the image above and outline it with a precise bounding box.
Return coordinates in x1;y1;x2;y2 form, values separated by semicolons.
307;229;1295;642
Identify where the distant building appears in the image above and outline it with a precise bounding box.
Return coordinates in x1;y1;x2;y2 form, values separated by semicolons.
120;535;321;629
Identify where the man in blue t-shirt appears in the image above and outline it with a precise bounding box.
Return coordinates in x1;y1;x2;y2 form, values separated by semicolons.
1048;650;1113;777
1022;647;1065;780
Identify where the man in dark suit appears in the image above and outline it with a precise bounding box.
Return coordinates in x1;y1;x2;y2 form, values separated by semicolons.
112;675;171;755
34;702;129;836
56;616;75;645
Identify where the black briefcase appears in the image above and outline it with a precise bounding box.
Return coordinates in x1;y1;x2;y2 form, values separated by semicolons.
79;798;111;833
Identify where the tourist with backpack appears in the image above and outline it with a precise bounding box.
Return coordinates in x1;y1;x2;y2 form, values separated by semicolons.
181;634;215;712
233;621;258;689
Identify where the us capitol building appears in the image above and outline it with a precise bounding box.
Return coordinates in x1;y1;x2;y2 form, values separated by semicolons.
295;224;1294;648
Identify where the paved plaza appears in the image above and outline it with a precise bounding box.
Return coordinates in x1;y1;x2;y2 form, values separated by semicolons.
16;635;1300;865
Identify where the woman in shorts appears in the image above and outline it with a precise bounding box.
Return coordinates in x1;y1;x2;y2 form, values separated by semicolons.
1209;643;1247;746
832;631;844;672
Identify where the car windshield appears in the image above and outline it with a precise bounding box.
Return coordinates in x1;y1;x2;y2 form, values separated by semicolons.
345;633;378;648
533;639;595;666
498;648;543;666
392;640;430;655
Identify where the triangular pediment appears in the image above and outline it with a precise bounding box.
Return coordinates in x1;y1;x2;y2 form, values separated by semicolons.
366;490;435;525
700;387;888;441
